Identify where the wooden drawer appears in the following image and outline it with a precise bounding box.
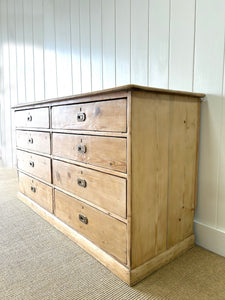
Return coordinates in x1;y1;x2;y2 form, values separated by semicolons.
53;159;126;218
16;130;50;154
15;107;49;128
52;99;127;132
54;190;127;264
52;133;127;173
17;150;51;183
18;172;53;212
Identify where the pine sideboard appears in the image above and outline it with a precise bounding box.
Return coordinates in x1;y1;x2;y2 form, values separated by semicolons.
13;85;204;285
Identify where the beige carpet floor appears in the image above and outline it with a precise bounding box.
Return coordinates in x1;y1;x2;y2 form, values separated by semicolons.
0;167;225;300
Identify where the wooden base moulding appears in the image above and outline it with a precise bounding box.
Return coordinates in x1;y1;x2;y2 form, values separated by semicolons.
18;192;195;286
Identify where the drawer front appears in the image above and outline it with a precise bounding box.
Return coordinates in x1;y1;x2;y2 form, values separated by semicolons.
16;130;50;154
53;160;126;218
18;172;53;213
17;150;51;183
53;133;127;173
54;190;127;264
52;99;127;132
15;107;49;128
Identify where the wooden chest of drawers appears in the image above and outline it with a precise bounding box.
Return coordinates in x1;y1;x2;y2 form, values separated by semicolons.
13;85;204;285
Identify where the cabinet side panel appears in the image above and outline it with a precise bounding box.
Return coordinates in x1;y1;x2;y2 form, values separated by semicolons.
131;91;170;268
167;97;200;248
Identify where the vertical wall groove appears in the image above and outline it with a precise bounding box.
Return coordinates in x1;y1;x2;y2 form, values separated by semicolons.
1;0;225;250
168;0;171;89
192;0;197;92
22;0;26;102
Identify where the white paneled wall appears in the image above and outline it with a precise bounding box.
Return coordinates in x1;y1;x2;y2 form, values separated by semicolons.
0;0;225;256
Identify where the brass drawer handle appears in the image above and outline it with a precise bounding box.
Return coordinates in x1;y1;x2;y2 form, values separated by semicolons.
77;178;87;188
30;186;36;193
79;213;88;224
77;112;86;122
27;115;32;122
28;138;33;144
29;161;34;167
77;144;86;153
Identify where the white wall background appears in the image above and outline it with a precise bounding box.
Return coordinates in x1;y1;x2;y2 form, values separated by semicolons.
0;0;225;256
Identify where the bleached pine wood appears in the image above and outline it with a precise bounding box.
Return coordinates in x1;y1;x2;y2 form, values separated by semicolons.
16;130;50;154
17;191;130;284
131;91;169;268
15;107;49;129
52;133;126;172
14;85;203;285
17;149;51;183
52;159;126;218
18;172;53;212
52;99;127;132
130;235;195;285
167;97;201;248
54;190;127;264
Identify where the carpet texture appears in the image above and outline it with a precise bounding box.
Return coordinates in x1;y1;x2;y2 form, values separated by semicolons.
0;167;225;300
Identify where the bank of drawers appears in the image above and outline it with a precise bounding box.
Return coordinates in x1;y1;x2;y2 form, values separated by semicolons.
16;99;127;264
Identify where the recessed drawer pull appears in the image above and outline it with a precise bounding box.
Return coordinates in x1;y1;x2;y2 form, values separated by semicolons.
29;161;35;167
77;144;86;153
79;213;88;224
27;115;32;122
28;138;33;144
30;186;36;193
77;112;86;122
77;178;87;188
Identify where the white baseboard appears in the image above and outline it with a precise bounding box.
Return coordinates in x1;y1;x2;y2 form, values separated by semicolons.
194;220;225;257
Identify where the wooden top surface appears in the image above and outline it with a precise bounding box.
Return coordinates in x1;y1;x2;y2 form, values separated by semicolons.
12;84;205;109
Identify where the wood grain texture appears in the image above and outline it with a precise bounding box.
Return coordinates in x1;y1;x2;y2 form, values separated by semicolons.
130;235;195;286
131;91;170;268
167;96;200;248
54;190;127;264
14;85;203;285
53;159;126;218
17;150;51;183
17;191;130;284
15;107;49;128
12;85;204;109
52;133;126;172
16;130;50;154
18;172;53;212
52;99;127;132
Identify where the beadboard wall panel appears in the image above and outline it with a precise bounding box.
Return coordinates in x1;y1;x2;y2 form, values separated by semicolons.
0;0;225;257
194;0;225;227
169;0;195;91
33;0;45;102
90;0;102;91
115;0;130;86
43;0;57;99
55;0;72;97
15;0;26;103
148;0;170;88
70;0;81;94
